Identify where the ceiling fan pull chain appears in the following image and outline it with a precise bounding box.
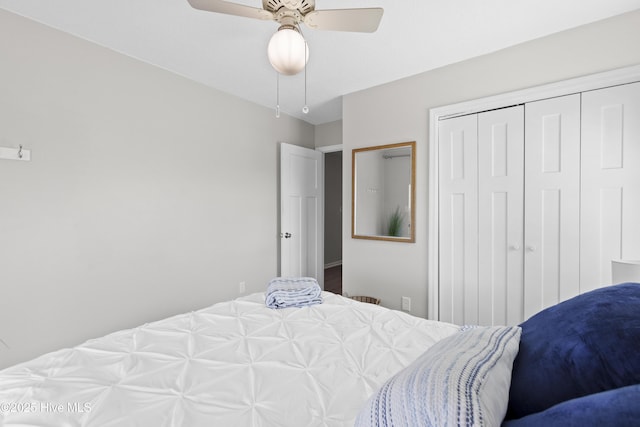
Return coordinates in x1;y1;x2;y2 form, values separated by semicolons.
276;72;281;118
302;37;309;114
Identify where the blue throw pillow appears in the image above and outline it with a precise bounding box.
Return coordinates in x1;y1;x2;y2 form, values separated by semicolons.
506;283;640;419
503;384;640;427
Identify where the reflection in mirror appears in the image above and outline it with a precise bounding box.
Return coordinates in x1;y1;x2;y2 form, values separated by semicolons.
352;141;416;242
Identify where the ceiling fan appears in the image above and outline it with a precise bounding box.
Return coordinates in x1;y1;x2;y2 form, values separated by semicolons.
187;0;383;116
188;0;383;75
187;0;384;33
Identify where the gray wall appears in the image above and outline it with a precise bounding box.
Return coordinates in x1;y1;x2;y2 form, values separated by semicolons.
314;120;342;148
0;10;314;369
342;9;640;317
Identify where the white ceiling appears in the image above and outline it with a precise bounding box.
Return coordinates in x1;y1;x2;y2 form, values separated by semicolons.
2;0;639;125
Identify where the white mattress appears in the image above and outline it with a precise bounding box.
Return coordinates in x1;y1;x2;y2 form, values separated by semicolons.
0;292;459;426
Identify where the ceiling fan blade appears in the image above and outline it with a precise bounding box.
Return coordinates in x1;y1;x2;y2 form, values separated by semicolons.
187;0;274;21
303;8;383;33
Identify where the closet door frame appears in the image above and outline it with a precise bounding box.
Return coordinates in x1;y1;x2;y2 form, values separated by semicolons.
427;64;640;321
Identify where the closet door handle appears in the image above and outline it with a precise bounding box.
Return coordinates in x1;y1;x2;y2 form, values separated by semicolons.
526;245;536;252
509;244;521;251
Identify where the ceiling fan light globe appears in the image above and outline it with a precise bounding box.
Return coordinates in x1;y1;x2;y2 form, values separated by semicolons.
268;28;309;75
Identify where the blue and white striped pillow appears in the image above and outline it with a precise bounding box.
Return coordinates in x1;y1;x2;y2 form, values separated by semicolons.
356;325;521;427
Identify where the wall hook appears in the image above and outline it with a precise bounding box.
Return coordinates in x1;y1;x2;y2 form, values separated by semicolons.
0;144;31;161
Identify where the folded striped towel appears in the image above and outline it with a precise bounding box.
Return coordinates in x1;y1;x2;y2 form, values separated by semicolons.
265;277;323;309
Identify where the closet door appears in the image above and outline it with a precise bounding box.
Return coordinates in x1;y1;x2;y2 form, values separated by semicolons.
523;95;581;319
477;106;524;326
438;114;478;325
581;82;640;291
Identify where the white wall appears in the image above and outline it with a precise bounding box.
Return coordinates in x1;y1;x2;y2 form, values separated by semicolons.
0;10;314;369
343;9;640;318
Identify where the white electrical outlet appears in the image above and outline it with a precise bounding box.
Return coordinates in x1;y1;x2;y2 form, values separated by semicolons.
239;281;246;294
401;296;411;312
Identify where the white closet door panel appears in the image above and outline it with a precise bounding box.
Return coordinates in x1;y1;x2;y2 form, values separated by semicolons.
478;106;524;326
438;114;478;325
581;82;640;291
524;94;581;319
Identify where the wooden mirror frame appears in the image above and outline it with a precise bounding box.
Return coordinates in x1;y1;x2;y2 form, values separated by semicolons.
351;141;416;243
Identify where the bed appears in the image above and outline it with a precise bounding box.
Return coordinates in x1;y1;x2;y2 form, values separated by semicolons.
0;291;461;426
1;283;639;427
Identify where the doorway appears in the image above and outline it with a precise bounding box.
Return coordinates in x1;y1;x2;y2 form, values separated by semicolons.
323;150;342;294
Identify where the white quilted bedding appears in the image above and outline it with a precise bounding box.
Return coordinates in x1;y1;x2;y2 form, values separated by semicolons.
0;292;459;427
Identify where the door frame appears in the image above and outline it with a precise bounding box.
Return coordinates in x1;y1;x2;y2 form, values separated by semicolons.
317;144;343;271
427;64;640;321
316;144;343;154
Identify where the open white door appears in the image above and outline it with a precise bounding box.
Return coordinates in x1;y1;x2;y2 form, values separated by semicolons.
280;143;324;287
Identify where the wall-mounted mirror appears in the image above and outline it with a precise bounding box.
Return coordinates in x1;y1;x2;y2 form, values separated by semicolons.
352;141;416;242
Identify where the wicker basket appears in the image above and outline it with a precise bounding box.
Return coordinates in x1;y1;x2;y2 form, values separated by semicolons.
349;296;381;305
